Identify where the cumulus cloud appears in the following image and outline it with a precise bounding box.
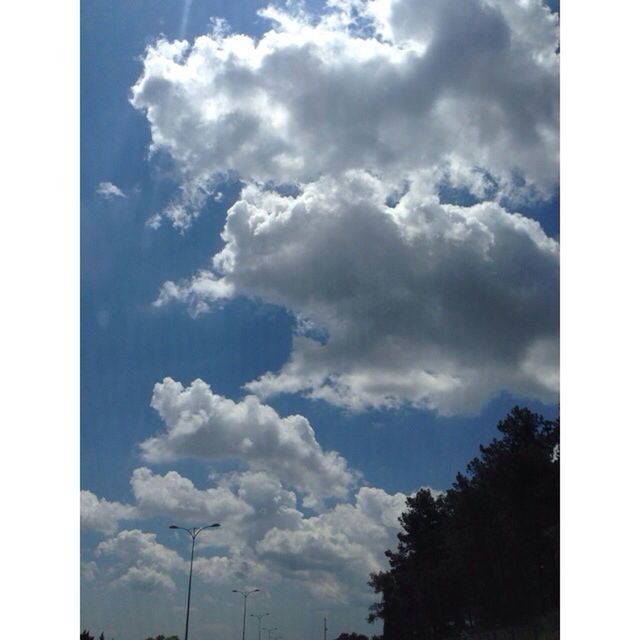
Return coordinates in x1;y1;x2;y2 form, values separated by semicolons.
140;378;356;508
156;173;559;413
131;0;558;212
130;467;302;549
131;467;252;523
81;490;138;534
132;0;559;413
96;529;185;591
256;486;408;600
89;470;411;601
82;560;99;582
84;469;292;589
94;526;255;592
218;470;303;545
96;181;126;199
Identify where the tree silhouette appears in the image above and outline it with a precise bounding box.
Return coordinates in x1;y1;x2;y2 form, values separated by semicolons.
334;634;369;640
369;407;559;639
81;632;94;640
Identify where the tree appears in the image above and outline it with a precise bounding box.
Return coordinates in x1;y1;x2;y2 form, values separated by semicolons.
369;407;559;638
446;407;559;628
334;634;369;640
81;632;94;640
369;488;458;639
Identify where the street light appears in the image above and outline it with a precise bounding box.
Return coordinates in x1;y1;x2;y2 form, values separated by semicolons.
169;523;221;640
250;612;270;640
232;588;260;640
263;626;278;640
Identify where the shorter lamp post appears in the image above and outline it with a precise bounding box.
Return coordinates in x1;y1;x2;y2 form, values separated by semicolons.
263;626;278;640
250;612;270;640
233;588;260;640
169;523;221;640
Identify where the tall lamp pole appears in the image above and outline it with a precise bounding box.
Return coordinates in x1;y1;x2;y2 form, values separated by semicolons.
250;611;270;640
233;588;260;640
169;523;221;640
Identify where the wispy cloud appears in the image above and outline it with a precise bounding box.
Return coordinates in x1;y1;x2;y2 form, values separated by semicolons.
96;181;126;199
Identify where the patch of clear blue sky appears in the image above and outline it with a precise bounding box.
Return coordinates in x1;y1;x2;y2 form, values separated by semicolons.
81;0;559;510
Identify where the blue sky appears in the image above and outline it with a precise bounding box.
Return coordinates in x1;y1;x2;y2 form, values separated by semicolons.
81;2;559;639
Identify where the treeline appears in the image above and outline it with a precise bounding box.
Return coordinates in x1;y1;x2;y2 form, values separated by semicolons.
367;407;559;640
81;632;178;640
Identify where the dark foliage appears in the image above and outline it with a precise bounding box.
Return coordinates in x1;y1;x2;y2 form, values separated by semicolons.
369;407;559;639
334;634;369;640
81;632;94;640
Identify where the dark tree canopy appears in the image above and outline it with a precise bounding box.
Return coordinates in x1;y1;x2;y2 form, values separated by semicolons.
334;634;369;640
369;407;559;639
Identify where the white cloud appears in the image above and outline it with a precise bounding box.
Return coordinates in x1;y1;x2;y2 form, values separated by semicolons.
130;466;253;524
131;468;305;555
96;529;185;592
140;378;357;509
85;469;292;589
82;560;99;582
131;0;558;227
129;467;303;552
112;565;177;592
153;270;235;317
133;1;559;413
191;553;270;586
217;470;303;546
89;471;411;602
81;490;137;534
256;486;408;601
157;173;558;413
149;176;219;231
96;181;126;199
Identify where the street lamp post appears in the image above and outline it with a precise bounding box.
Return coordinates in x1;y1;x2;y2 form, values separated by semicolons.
250;612;270;640
169;523;221;640
263;626;278;640
233;588;260;640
